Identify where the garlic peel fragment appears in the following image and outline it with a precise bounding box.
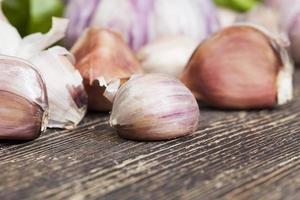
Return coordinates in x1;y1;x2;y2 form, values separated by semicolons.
0;7;87;129
30;46;87;129
276;47;294;105
98;77;121;103
71;28;143;111
16;18;69;60
0;21;21;56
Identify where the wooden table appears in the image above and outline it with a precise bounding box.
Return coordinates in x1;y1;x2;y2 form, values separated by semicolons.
1;71;300;200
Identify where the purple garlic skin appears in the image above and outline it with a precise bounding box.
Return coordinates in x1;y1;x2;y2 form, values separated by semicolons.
109;74;200;141
64;0;219;50
0;56;48;140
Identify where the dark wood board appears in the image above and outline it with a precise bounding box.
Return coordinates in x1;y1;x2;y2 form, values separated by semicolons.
1;70;300;200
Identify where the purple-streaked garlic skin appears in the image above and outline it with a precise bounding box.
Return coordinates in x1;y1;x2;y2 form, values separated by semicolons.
0;56;48;140
109;74;200;141
64;0;219;50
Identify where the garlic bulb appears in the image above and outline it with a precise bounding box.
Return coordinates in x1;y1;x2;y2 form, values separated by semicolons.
109;74;200;141
181;25;293;109
71;28;143;112
0;55;48;140
0;5;87;129
65;0;219;50
137;36;198;78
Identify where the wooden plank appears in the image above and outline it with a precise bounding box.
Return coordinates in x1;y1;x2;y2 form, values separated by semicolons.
1;71;300;200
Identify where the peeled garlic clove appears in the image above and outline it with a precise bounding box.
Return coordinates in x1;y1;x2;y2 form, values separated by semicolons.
137;36;198;78
0;56;48;140
30;46;87;129
109;74;200;141
71;28;143;111
181;25;293;109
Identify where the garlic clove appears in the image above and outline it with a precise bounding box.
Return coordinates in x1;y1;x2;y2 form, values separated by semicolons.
29;46;87;129
71;28;143;111
0;92;47;140
0;55;48;140
181;25;294;109
137;36;198;78
109;74;200;141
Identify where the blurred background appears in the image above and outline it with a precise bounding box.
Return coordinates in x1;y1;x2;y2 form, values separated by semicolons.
4;0;299;63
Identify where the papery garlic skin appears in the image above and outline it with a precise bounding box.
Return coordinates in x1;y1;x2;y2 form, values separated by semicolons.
65;0;219;50
30;47;87;129
264;0;300;63
137;36;198;78
0;56;48;140
110;74;200;141
71;28;143;111
181;25;293;109
0;8;87;129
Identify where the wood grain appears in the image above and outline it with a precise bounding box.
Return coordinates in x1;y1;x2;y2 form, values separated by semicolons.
1;72;300;200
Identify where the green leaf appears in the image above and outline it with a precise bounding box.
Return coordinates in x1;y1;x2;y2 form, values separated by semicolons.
2;0;30;36
2;0;64;36
28;0;64;34
214;0;261;12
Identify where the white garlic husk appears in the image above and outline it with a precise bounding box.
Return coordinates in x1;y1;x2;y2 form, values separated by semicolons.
0;55;48;140
108;74;200;141
137;36;198;78
0;5;87;129
30;47;87;129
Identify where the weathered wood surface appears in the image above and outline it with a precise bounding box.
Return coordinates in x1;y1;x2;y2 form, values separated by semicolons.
1;71;300;200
